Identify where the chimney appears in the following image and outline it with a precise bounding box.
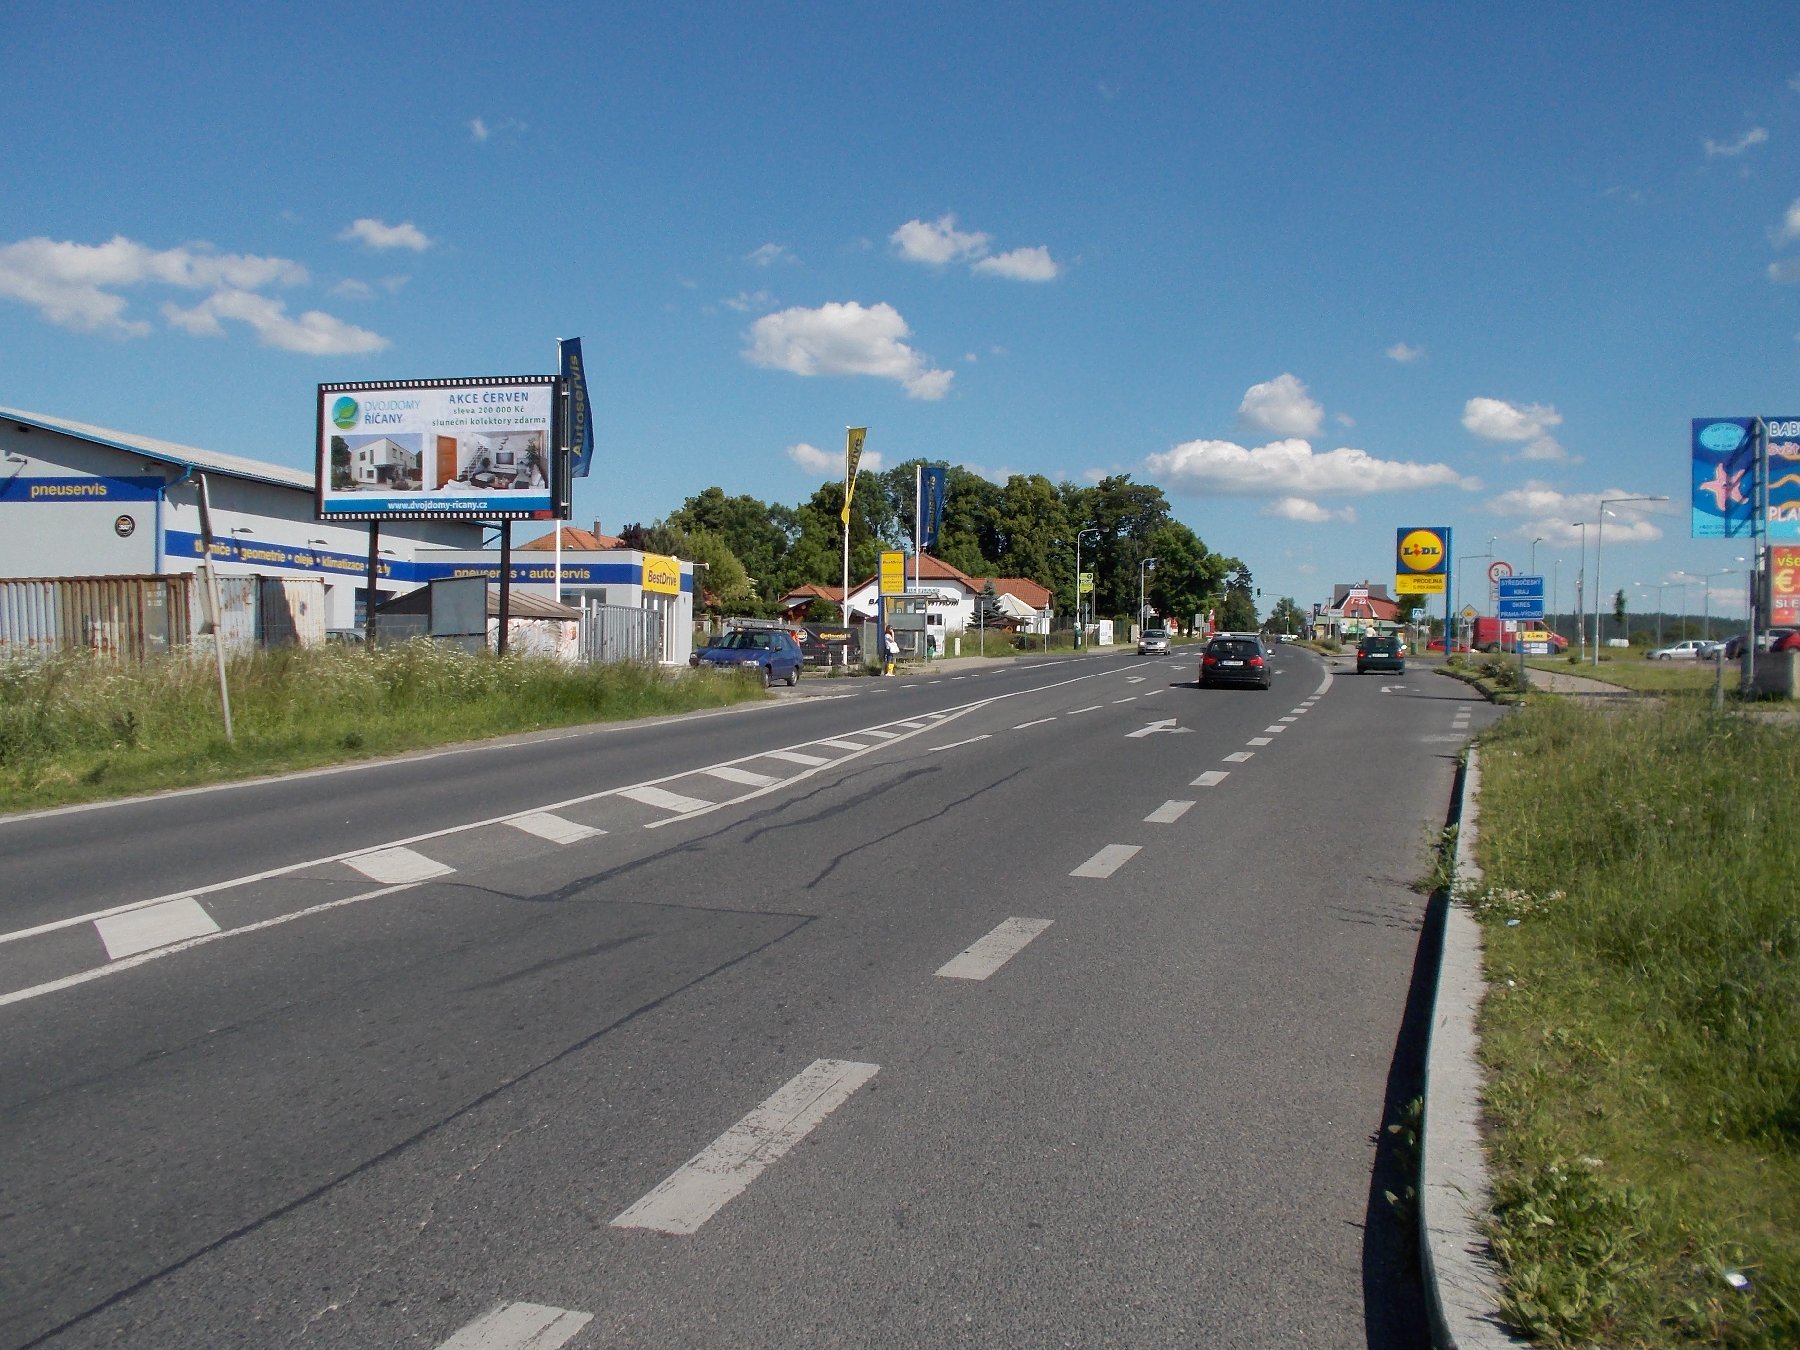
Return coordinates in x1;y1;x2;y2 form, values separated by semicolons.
592;521;603;540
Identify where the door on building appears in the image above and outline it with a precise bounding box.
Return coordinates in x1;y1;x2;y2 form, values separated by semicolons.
436;436;458;489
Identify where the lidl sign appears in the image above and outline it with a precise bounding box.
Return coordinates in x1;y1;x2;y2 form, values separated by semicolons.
1396;527;1450;575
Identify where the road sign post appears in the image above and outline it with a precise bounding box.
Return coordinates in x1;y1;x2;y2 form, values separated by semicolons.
1497;575;1547;683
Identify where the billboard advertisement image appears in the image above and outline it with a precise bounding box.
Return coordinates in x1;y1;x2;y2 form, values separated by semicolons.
317;377;558;521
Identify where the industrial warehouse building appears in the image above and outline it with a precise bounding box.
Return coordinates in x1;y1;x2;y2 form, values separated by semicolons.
0;407;694;663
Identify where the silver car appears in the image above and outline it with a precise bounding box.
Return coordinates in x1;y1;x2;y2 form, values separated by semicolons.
1137;627;1171;655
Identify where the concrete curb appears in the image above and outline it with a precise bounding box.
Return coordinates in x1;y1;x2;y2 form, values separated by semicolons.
1420;745;1532;1348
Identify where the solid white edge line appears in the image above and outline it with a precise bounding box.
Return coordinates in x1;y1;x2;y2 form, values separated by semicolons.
0;882;419;1008
610;1059;879;1235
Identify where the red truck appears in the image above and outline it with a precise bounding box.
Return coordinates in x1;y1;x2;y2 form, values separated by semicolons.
1470;617;1568;653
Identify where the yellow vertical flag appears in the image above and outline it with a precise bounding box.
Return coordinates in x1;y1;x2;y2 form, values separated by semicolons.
841;427;867;525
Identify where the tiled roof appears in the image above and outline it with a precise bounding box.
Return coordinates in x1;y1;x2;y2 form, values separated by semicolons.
517;526;626;551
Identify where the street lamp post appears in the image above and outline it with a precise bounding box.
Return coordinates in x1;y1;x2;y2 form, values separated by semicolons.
1073;528;1100;650
1529;536;1543;575
1571;522;1589;662
1138;557;1158;634
1593;496;1668;665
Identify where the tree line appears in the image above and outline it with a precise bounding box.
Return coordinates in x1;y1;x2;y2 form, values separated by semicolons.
614;462;1282;633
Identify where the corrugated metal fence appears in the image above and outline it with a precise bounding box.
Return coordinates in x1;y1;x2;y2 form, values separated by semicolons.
0;575;326;661
578;600;663;665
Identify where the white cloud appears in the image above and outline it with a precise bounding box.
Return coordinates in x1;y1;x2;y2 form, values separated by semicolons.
1145;436;1474;496
468;116;524;143
890;214;991;265
787;441;884;474
1386;341;1424;363
0;233;386;355
1769;259;1800;283
747;243;794;267
1704;127;1768;157
1261;497;1357;524
1515;435;1574;463
721;289;774;313
972;245;1061;282
329;278;373;299
1777;199;1800;245
1238;374;1324;437
339;218;433;252
1485;483;1666;545
162;288;388;355
1462;396;1563;442
1335;412;1356;428
743;300;953;400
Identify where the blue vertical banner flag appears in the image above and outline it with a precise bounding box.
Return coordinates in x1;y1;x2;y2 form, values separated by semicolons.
920;464;948;551
1691;417;1756;538
560;338;595;479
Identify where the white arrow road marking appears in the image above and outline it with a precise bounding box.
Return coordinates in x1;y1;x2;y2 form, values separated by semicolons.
1191;771;1230;787
1126;718;1193;738
937;917;1054;980
611;1059;879;1236
344;846;454;885
1071;844;1141;878
1126;675;1147;683
1144;800;1195;824
95;897;218;961
437;1301;593;1350
508;812;604;846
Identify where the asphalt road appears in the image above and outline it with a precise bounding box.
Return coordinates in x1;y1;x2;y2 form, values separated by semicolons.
0;647;1500;1348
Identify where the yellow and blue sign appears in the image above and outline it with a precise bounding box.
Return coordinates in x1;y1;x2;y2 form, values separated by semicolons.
1396;526;1449;595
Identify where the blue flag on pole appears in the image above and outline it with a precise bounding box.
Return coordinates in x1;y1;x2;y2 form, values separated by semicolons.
560;338;595;479
920;465;948;551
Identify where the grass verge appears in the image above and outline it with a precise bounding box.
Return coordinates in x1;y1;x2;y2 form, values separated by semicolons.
0;644;767;813
1469;698;1798;1346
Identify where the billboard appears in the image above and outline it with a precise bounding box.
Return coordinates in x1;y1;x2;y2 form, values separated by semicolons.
1691;417;1800;540
1771;543;1800;628
318;377;558;521
1395;526;1449;595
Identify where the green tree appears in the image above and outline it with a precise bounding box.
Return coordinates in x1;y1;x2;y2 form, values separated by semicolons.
1265;596;1307;636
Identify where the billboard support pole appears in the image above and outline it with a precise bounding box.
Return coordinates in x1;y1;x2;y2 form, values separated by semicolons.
365;523;380;646
498;521;513;657
195;473;234;743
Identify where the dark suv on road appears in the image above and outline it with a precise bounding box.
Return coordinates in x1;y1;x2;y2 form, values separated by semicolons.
1199;633;1271;689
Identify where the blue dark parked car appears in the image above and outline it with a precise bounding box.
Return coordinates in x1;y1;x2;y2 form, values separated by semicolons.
690;628;804;686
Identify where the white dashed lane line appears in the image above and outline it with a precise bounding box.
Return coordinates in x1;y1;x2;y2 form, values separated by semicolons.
1070;844;1141;879
936;918;1054;980
507;812;604;845
1192;771;1229;787
1012;718;1057;730
1068;705;1102;715
1144;800;1195;824
1247;737;1271;746
610;1059;880;1236
344;846;455;885
437;1301;592;1350
95;898;218;961
618;785;716;815
1224;751;1254;763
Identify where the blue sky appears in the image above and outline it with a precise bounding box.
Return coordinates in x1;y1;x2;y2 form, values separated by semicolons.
6;1;1799;629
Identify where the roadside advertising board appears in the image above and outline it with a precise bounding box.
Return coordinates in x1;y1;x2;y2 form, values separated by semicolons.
879;550;906;596
1395;526;1449;594
317;377;559;521
1771;543;1800;627
1691;416;1800;540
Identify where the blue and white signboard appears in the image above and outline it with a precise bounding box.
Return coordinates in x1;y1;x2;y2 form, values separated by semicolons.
1496;575;1545;620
